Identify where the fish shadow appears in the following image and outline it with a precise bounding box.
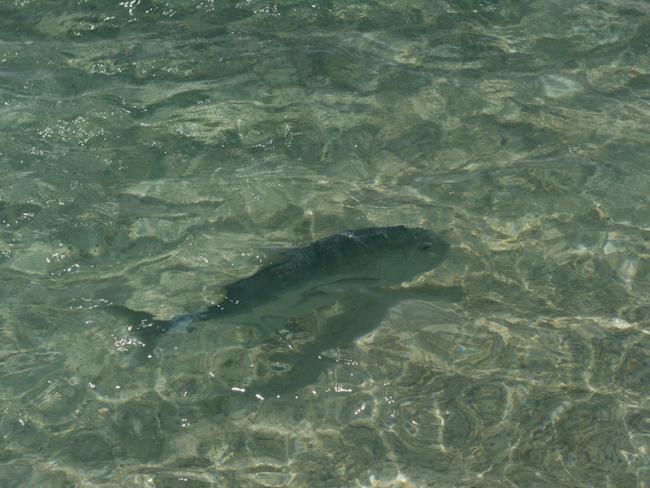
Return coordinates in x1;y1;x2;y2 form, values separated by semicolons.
236;283;464;399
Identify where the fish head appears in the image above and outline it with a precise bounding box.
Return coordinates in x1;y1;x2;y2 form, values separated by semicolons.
389;226;449;280
348;226;449;283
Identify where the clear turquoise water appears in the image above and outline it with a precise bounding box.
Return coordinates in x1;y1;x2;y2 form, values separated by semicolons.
1;1;650;486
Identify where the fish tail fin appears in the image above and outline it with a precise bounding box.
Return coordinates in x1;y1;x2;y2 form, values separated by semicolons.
105;304;172;344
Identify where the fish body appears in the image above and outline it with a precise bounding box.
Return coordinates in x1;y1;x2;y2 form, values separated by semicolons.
112;226;449;360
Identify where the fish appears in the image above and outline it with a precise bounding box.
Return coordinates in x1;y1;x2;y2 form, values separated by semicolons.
110;226;451;361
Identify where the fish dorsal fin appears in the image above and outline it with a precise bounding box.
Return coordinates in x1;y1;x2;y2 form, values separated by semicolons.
255;247;291;267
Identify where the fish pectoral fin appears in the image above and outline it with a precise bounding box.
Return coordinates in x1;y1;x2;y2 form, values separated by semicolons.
308;277;382;294
292;278;383;309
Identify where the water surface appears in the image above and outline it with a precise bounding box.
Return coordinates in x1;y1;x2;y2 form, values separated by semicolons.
1;1;649;486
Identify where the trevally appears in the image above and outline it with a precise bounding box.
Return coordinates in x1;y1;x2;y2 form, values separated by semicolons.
111;226;451;363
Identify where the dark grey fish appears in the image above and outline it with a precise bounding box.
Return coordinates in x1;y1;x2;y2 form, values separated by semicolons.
111;225;449;352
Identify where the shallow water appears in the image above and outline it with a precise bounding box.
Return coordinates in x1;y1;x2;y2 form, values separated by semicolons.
1;0;650;486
